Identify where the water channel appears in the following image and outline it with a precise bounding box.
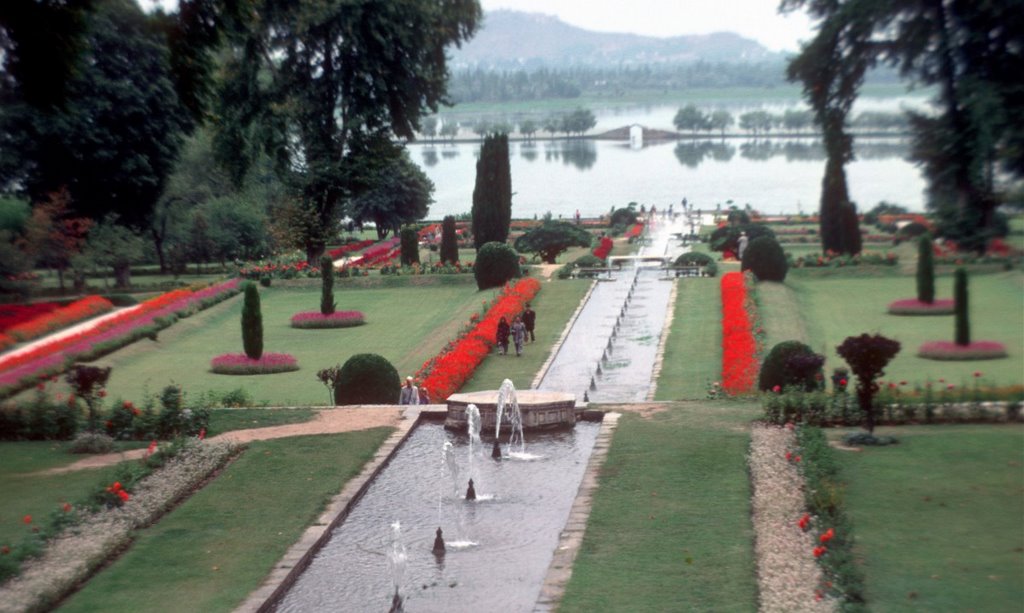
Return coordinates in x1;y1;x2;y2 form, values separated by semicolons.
278;421;600;612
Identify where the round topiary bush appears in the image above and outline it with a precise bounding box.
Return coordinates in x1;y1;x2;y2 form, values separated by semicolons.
609;207;638;228
758;340;823;392
741;235;788;282
474;241;521;290
674;252;714;266
334;353;401;405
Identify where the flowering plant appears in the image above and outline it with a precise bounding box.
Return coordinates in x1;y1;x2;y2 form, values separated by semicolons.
720;272;758;395
290;310;365;329
210;352;300;375
415;278;541;400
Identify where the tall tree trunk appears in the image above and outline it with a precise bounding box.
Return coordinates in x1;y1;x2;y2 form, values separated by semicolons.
113;262;131;288
151;227;167;274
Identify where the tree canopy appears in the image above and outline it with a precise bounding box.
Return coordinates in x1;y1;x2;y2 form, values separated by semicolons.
514;221;593;264
214;0;481;262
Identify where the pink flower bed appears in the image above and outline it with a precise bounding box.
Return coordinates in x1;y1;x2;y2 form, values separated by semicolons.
918;340;1008;361
290;310;366;328
327;239;375;259
887;298;954;315
210;352;300;375
345;238;400;268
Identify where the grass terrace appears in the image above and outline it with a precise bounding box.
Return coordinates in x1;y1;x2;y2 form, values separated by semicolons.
56;430;392;613
829;424;1024;611
78;282;498;407
560;401;759;611
655;277;722;400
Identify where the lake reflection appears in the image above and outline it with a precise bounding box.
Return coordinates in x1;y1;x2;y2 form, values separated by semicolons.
411;137;924;219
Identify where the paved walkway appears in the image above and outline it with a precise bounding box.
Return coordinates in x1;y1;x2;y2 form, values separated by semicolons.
39;406;410;474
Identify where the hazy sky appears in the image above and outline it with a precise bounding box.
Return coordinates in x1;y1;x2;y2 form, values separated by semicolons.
148;0;816;53
480;0;815;51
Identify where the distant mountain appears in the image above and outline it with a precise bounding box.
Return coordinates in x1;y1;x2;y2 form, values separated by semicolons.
451;10;782;69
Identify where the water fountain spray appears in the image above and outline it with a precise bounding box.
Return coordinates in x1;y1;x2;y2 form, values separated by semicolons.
387;521;408;609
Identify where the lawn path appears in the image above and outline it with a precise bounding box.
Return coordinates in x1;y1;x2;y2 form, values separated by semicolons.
37;406;408;474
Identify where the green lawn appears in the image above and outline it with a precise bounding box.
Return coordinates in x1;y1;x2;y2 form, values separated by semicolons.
655;277;722;400
205;408;315;437
57;430;392;613
829;424;1024;611
0;442;137;549
559;401;759;612
777;271;1023;386
85;282;498;406
461;278;592;392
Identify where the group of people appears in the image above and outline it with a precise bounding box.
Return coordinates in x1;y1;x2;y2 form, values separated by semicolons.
496;303;535;357
399;304;537;405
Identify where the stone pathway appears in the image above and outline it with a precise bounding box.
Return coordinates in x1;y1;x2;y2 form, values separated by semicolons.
38;406;411;474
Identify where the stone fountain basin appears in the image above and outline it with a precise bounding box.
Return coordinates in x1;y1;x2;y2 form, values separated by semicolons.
446;389;578;431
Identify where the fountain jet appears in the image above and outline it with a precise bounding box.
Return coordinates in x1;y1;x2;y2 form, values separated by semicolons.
466;479;476;500
432;527;446;556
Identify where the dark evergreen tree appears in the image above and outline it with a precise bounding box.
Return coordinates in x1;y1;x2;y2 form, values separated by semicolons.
916;235;935;304
320;255;335;315
213;1;480;263
440;215;459;264
400;227;420;266
954;268;969;346
471;133;512;249
241;282;263;360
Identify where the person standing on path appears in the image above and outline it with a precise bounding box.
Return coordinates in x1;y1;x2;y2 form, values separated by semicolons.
399;377;420;405
737;231;749;260
496;316;510;355
511;315;527;357
522;303;536;343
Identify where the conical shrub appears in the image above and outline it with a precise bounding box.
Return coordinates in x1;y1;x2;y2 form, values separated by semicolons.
916;235;934;304
320;255;336;315
241;282;263;359
954;268;969;346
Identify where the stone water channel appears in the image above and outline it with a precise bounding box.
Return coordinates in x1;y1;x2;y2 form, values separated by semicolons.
265;216;691;612
537;214;689;402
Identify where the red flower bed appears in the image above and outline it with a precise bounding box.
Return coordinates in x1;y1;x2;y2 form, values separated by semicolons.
0;280;241;395
6;296;114;343
0;302;61;333
0;333;14;353
327;239;375;259
624;222;645;240
720;272;758;395
592;236;613;261
416;277;541;401
345;237;401;268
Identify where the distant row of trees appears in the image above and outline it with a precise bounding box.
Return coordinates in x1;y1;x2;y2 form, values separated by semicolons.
419;108;597;140
673;106;910;136
447;62;903;104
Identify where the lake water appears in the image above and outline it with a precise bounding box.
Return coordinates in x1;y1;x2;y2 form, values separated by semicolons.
411;102;929;219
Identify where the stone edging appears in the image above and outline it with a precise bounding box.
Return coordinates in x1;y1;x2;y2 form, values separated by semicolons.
646;278;679;401
531;280;599;390
233;406;427;613
534;411;620;611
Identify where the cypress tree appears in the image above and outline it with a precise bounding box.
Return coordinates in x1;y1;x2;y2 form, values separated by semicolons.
241;282;263;360
440;215;459;264
320;255;335;315
400;227;419;266
916;235;935;304
954;268;969;346
471;133;512;249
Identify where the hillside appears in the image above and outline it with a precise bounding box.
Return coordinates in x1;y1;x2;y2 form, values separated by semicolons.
451;10;782;69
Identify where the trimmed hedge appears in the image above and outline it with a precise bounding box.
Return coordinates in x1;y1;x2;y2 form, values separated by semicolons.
334;353;400;405
474;241;521;290
759;340;822;392
741;235;788;282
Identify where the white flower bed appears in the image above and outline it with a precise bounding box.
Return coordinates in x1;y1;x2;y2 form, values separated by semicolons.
0;439;237;613
749;424;835;613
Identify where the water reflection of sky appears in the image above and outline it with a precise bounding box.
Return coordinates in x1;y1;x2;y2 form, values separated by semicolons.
412;137;926;219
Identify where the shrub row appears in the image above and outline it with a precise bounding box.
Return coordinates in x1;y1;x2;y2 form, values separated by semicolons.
789;252;899;268
0;383;210;442
761;387;1023;426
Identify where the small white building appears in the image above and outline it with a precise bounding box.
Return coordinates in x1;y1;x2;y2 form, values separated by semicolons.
629;124;644;149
